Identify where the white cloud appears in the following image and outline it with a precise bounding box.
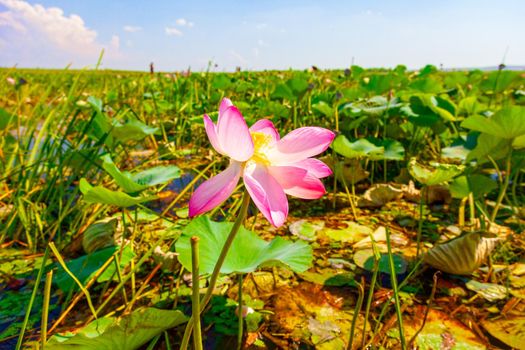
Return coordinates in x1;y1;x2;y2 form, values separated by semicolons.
176;18;194;27
0;0;119;67
110;35;120;50
123;25;142;33
0;11;25;31
256;23;267;30
165;26;183;36
0;0;98;53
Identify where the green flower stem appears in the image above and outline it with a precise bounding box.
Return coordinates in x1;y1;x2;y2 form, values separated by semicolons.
386;227;406;350
237;274;244;350
41;269;53;348
16;247;49;350
416;186;425;257
180;190;251;350
361;255;379;348
191;236;203;350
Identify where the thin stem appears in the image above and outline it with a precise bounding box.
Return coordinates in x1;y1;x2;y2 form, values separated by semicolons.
41;270;53;348
468;193;476;225
458;196;468;228
490;150;512;224
334;101;339;132
340;170;358;220
369;259;424;345
332;153;338;210
49;242;97;318
191;237;203;350
16;247;49;350
93;238;163;318
237;274;244;350
386;227;406;349
361;252;379;348
347;277;364;350
180;190;251;350
417;187;425;257
408;272;440;347
49;255;115;334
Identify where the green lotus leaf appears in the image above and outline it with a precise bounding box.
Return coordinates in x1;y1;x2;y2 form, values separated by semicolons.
79;178;156;207
45;307;187;349
461;106;525;139
331;135;383;159
54;245;134;292
480;70;520;94
449;175;498;199
111;118;160;143
373;139;405;161
466;133;512;163
423;232;499;275
101;154;180;193
176;216;313;274
408;158;464;186
342;96;402;116
312;101;333;116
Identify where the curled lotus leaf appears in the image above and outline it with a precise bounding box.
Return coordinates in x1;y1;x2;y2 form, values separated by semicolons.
423;232;500;275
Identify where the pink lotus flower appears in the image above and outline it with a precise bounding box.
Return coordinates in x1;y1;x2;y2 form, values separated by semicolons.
189;98;335;227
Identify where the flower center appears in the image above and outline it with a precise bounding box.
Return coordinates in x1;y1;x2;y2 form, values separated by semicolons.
249;131;273;166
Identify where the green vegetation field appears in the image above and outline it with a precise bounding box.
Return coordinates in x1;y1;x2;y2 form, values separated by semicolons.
1;65;524;349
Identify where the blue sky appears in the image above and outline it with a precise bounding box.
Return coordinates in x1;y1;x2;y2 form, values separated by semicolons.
0;0;524;71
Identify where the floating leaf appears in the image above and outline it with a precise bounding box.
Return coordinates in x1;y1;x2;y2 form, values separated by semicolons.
101;155;180;193
482;316;525;350
176;217;313;274
320;221;373;243
423;232;500;275
408;158;464;186
465;280;507;302
353;226;408;250
300;270;356;287
402;306;485;350
289;219;325;241
79;178;156;207
354;249;407;275
45;307;187;349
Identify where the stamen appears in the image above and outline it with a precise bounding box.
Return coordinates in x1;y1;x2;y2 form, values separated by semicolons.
250;132;273;165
